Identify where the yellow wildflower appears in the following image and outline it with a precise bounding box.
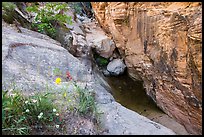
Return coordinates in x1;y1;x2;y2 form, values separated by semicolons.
55;77;61;84
63;92;67;98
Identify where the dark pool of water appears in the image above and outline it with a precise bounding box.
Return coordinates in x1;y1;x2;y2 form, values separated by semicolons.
92;62;189;134
104;74;165;117
103;74;190;135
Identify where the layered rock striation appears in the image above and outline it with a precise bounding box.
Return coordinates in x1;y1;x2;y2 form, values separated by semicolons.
91;2;202;134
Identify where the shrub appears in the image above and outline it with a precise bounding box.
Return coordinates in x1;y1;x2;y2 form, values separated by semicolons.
26;2;72;39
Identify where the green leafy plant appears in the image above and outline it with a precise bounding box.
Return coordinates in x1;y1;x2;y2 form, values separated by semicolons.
2;2;16;11
2;67;100;135
53;67;62;76
26;2;72;38
2;89;63;135
2;2;17;24
93;52;109;67
95;55;109;67
98;57;109;66
73;4;82;14
75;85;96;116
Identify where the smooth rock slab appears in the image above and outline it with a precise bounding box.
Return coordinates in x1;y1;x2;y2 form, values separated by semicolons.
97;102;176;135
2;20;92;93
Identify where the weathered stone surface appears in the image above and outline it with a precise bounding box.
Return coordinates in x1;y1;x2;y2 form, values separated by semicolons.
2;20;92;93
107;59;126;76
55;9;89;57
97;101;175;135
91;2;202;134
95;38;116;59
2;19;176;135
11;2;89;58
102;68;111;77
55;24;75;55
85;21;115;59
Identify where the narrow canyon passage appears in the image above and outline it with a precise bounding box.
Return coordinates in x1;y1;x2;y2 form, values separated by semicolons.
84;18;189;135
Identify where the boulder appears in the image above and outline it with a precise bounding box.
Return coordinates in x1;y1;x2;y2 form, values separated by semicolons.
85;21;116;59
91;37;116;59
107;59;126;76
96;38;116;59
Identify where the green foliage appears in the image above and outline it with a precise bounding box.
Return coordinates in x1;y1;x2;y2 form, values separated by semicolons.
98;58;109;66
2;66;100;134
69;2;82;15
94;54;109;67
2;2;16;11
26;2;72;39
2;89;63;135
2;2;17;24
53;67;62;76
75;85;96;116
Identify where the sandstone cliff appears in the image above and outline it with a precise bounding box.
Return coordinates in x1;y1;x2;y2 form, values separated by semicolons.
91;2;202;135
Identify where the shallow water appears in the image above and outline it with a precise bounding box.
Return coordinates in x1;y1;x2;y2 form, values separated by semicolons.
104;74;164;117
103;73;189;135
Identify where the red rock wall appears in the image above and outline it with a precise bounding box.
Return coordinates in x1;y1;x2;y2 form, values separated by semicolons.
91;2;202;135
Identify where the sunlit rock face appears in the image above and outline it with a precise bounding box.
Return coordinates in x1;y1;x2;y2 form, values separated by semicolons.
91;2;202;135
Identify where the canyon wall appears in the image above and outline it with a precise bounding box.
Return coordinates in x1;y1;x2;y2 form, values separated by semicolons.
91;2;202;135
